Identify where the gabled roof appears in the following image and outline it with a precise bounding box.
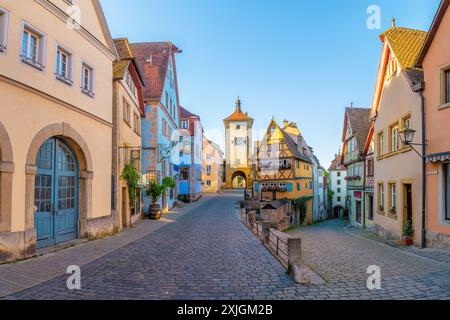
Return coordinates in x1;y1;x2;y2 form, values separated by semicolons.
113;38;146;86
224;97;254;122
416;0;450;66
261;118;312;164
130;42;182;101
328;155;344;171
180;106;200;119
381;27;427;70
343;108;371;154
92;0;118;59
262;198;290;210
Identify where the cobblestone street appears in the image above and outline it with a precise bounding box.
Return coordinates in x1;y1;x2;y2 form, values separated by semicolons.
4;193;450;300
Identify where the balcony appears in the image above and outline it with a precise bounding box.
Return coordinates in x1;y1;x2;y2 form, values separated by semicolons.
261;186;288;193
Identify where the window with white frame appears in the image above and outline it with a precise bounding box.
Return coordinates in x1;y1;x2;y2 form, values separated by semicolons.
81;63;94;97
134;112;141;134
206;165;211;173
55;46;72;84
378;183;384;210
181;120;188;129
389;183;396;212
206;180;211;187
386;58;396;79
0;9;8;53
390;123;400;152
125;70;136;97
21;24;45;69
123;98;130;124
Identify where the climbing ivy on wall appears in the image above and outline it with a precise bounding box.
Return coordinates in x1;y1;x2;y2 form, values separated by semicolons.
121;161;141;209
292;196;313;225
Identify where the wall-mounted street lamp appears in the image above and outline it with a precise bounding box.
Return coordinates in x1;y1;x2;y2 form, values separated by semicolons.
399;128;427;159
159;135;185;161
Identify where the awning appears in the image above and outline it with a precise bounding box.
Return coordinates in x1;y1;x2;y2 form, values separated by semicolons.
425;151;450;163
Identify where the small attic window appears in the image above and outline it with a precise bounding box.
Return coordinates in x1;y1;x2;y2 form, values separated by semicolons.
386;57;397;81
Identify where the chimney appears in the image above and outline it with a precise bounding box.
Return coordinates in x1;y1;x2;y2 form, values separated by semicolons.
297;135;304;155
283;119;289;128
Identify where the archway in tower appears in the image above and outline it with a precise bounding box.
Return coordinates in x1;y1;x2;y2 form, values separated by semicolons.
231;171;247;189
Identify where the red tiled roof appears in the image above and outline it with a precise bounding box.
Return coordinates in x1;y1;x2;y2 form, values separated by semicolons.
345;107;371;154
328;156;344;171
129;42;181;101
224;97;253;122
180;106;199;119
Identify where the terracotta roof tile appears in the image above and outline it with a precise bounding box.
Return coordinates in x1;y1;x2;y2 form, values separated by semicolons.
224;98;254;122
381;27;427;69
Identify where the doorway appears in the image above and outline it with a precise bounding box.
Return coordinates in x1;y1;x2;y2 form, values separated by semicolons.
355;200;362;224
34;138;78;249
403;184;413;224
368;195;374;221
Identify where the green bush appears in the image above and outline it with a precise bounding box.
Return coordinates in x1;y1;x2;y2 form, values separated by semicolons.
403;220;414;238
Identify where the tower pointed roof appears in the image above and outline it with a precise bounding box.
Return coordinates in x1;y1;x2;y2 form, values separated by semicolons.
223;97;254;123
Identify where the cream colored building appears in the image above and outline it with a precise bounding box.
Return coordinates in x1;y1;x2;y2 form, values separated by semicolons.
0;0;117;262
223;97;253;189
202;136;223;193
368;24;426;244
112;38;146;230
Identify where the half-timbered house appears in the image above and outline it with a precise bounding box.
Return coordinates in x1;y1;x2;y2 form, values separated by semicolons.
254;119;314;226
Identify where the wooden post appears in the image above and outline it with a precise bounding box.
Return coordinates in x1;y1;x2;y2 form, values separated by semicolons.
249;210;256;229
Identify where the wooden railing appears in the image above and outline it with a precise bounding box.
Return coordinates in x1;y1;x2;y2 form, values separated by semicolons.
240;208;300;269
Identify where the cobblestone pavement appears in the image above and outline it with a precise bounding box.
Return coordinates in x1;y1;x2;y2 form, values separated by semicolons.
5;194;450;300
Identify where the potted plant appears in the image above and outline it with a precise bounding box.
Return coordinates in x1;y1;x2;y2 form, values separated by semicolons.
146;180;165;220
146;176;176;220
402;220;414;246
377;205;384;212
388;207;396;215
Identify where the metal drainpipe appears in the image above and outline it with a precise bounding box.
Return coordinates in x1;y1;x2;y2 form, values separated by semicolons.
362;154;366;229
419;88;427;249
413;82;427;248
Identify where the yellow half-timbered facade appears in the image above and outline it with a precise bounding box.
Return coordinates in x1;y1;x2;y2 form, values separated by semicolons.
254;119;314;225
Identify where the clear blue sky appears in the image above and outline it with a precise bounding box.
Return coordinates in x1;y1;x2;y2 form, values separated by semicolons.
100;0;440;168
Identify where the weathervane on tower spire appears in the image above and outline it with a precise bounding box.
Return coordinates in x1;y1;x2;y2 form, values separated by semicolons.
236;96;242;112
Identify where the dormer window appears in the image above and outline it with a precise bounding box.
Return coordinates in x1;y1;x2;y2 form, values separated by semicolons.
386;57;397;80
21;24;45;70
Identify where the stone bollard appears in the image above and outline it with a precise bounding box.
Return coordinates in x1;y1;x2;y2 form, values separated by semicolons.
261;221;272;244
287;237;302;267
